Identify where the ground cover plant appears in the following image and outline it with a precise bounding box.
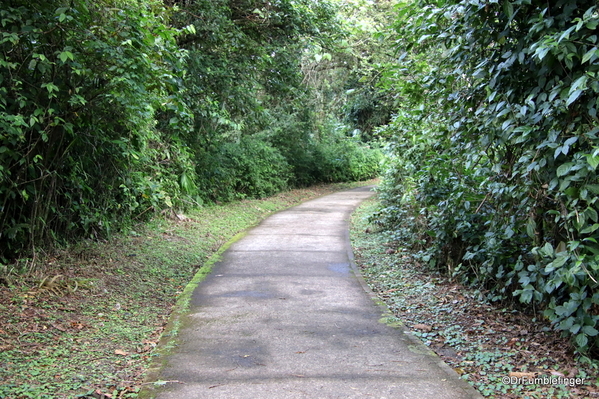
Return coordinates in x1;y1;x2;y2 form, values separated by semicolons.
351;197;599;398
0;180;375;399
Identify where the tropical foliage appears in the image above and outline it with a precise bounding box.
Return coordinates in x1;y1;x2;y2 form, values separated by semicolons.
0;0;193;259
375;0;599;354
0;0;382;261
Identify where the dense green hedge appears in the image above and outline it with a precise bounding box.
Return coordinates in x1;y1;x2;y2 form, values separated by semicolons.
0;0;194;258
312;138;383;183
196;136;292;202
376;0;599;355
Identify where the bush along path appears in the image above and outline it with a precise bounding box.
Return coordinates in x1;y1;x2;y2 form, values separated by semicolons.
350;197;599;399
0;181;375;399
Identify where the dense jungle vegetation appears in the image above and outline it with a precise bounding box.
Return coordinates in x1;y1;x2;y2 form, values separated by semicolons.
3;0;599;359
0;0;385;262
374;0;599;356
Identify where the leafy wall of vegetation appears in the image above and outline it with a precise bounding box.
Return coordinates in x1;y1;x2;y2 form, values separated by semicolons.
375;0;599;355
0;0;195;259
0;0;383;262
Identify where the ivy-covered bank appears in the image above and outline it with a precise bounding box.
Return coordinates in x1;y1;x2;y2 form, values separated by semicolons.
0;0;384;263
374;0;599;355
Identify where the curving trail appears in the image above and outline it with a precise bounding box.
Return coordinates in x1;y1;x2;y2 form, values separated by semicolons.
144;186;482;399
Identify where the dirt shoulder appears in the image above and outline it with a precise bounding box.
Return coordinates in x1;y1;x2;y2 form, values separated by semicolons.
350;197;599;399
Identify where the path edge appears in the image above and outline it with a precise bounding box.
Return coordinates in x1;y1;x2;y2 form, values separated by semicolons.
138;229;249;398
345;196;485;399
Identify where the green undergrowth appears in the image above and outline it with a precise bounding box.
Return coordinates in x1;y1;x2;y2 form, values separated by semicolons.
0;180;375;399
350;197;599;399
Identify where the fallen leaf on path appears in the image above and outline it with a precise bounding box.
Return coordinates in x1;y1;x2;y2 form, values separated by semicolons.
115;349;128;356
93;389;113;399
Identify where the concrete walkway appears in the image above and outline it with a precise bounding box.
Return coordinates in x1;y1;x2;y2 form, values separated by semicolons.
143;186;482;399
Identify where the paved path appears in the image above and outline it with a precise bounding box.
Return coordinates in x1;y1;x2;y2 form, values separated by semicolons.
143;186;482;399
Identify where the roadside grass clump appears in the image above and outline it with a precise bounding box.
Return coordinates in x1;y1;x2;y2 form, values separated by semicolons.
350;197;599;398
0;180;376;399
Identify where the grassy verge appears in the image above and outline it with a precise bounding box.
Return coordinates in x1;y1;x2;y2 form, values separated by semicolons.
350;197;599;399
0;180;376;399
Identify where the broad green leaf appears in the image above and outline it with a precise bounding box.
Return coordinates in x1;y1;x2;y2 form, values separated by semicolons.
585;154;599;169
505;226;514;238
556;162;574;177
41;82;59;94
59;51;74;62
564;136;578;146
586;184;599;194
54;7;69;15
535;46;550;60
576;333;588;348
552;255;569;269
570;75;588;92
526;218;536;238
542;242;554;257
582;48;598;64
566;89;583;107
559;316;574;329
583;325;599;337
503;1;514;20
585;207;598;223
558;25;576;43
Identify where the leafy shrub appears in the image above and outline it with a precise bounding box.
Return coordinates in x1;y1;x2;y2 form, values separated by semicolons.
312;138;383;183
196;136;292;202
269;117;383;186
376;1;599;355
0;0;193;259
